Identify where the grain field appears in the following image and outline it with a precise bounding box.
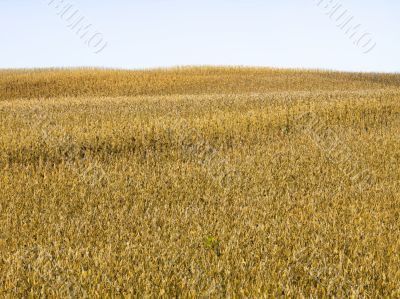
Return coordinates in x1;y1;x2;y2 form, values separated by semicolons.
0;67;399;297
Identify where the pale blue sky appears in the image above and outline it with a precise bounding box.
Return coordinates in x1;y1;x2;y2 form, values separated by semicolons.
0;0;398;72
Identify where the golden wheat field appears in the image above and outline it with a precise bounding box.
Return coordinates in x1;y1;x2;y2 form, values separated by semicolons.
0;67;399;297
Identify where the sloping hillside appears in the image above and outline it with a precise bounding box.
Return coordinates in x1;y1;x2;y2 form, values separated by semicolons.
0;68;399;297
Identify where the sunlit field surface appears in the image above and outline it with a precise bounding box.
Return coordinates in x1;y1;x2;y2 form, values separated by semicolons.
1;67;399;297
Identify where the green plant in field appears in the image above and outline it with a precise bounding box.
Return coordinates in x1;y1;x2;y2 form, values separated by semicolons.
205;236;221;257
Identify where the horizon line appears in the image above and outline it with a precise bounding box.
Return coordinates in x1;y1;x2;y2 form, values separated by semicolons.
1;65;399;75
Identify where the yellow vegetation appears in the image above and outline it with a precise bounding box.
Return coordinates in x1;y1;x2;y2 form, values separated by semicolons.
0;67;399;297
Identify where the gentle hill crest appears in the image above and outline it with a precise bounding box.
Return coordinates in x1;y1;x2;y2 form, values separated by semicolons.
2;67;400;101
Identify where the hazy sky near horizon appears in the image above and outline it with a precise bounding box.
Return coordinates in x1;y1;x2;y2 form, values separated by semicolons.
0;0;398;72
